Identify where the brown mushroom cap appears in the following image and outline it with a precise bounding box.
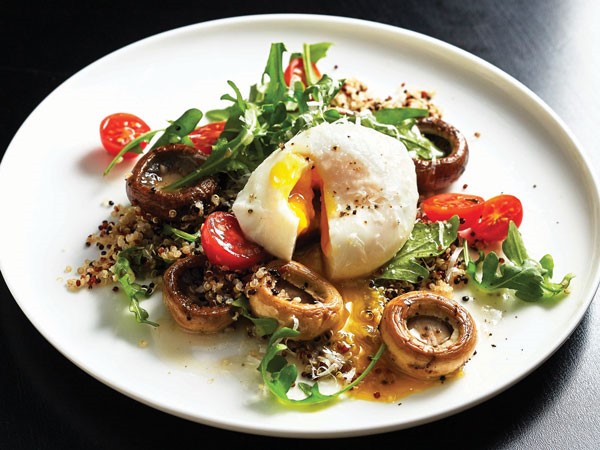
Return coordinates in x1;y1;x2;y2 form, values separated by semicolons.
380;291;477;379
247;260;345;340
413;118;469;194
126;144;219;220
162;254;234;333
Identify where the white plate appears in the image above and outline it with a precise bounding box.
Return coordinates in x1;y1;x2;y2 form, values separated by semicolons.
1;14;599;438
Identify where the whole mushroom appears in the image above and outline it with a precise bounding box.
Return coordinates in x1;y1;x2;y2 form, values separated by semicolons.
126;144;219;220
413;118;469;194
162;254;234;333
246;260;345;340
379;291;477;379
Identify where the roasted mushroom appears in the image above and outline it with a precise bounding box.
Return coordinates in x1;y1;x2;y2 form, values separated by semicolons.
162;254;234;333
413;118;469;194
126;143;219;220
379;291;477;380
247;260;345;340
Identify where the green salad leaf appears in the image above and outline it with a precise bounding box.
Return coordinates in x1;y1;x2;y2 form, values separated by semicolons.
300;42;331;85
373;107;429;124
102;129;163;175
320;106;443;160
111;247;158;327
378;215;459;283
104;41;442;188
103;108;203;176
231;296;278;337
162;224;199;242
149;108;203;149
358;109;444;160
231;293;387;405
163;42;343;190
259;327;386;406
262;42;289;104
465;221;574;301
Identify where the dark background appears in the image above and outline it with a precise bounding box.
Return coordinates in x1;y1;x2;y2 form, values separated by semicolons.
1;1;598;448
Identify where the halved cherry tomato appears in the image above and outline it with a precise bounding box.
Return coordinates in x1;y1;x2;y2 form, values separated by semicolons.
470;194;523;242
421;193;485;230
188;121;226;155
201;211;266;270
100;113;150;158
284;57;321;87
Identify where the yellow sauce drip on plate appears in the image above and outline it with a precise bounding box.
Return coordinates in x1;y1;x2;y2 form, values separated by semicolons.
294;244;458;403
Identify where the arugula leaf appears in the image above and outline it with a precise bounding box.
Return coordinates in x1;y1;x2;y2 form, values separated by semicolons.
162;224;199;242
231;296;278;337
299;74;343;112
262;42;288;104
301;42;324;86
373;107;429;124
258;327;386;406
399;125;446;160
103;108;203;176
378;216;459;282
340;109;444;160
465;222;574;301
287;42;333;87
103;129;163;176
164;97;260;190
111;248;158;327
289;42;332;65
163;43;343;190
149;108;203;149
205;108;229;122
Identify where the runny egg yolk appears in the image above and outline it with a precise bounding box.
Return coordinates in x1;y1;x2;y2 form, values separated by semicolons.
268;153;325;238
288;170;315;235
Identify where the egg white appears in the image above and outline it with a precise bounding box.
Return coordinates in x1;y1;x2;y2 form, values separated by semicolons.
232;121;419;279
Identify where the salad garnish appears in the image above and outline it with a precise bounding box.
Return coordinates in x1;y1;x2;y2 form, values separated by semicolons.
102;42;444;188
103;108;203;176
465;221;574;301
112;246;159;326
259;327;386;406
378;215;460;283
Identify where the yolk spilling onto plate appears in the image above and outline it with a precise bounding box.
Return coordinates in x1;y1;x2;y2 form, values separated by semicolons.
334;281;442;402
293;246;449;402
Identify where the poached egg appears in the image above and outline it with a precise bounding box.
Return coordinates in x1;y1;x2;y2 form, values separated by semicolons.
232;121;419;279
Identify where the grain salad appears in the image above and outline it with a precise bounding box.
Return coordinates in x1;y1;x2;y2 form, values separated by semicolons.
67;41;572;408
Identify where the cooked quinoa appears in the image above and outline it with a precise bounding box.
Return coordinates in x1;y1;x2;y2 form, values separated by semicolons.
331;78;442;118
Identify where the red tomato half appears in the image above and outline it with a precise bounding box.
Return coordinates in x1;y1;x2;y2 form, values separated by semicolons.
188;121;226;155
284;57;322;87
470;194;523;242
201;211;266;270
421;193;485;230
100;113;150;157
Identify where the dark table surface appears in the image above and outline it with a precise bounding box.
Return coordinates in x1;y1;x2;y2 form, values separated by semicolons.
1;1;599;448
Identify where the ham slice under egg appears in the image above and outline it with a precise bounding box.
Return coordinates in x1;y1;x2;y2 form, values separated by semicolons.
232;121;419;279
